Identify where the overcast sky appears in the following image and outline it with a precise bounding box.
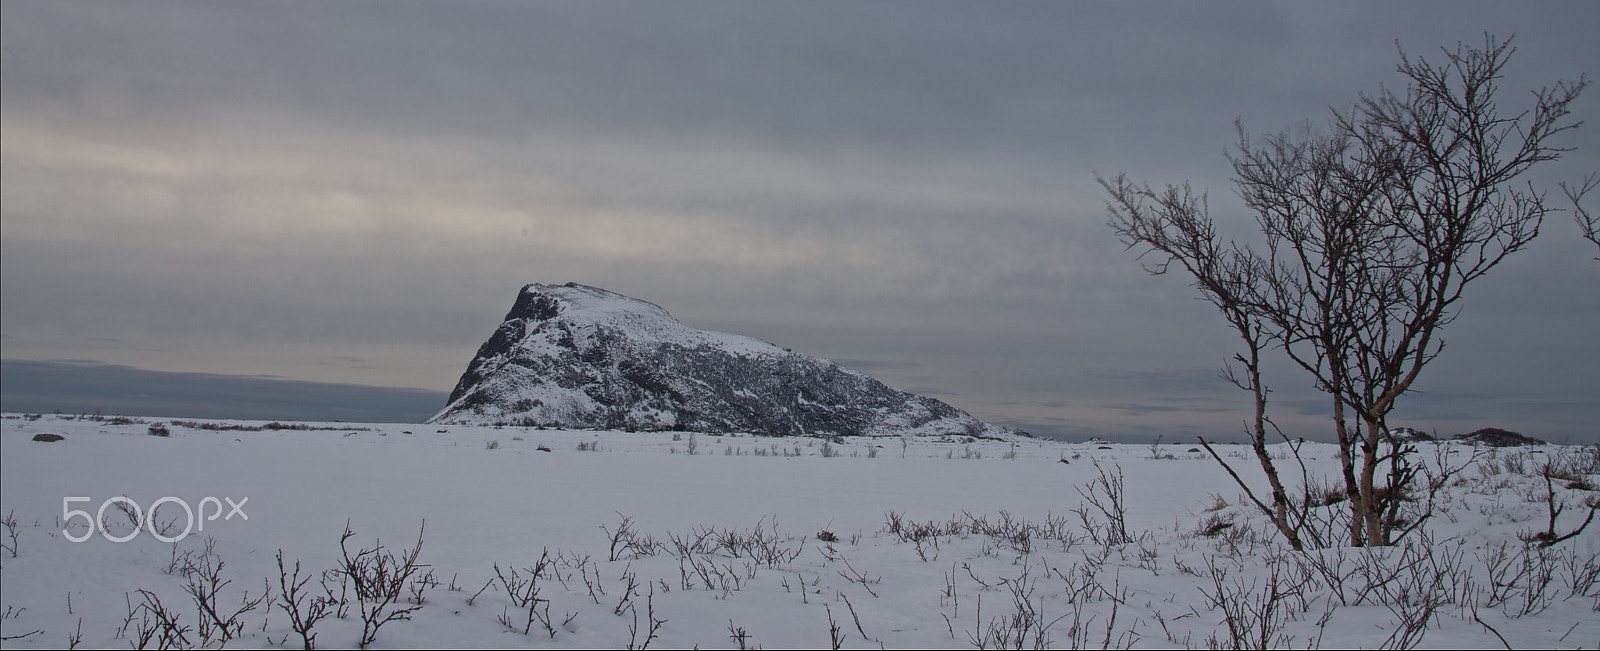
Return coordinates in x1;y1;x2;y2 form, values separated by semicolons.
3;1;1597;442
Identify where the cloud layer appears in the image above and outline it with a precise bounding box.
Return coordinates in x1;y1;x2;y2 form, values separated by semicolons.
4;2;1597;441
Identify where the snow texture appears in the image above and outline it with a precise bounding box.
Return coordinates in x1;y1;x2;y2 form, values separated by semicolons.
1;414;1596;649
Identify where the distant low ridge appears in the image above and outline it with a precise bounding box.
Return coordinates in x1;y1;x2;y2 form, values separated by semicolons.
1454;427;1545;447
430;283;1023;439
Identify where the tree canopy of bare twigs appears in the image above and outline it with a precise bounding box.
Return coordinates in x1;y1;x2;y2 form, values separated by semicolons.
1565;173;1600;258
1100;34;1588;548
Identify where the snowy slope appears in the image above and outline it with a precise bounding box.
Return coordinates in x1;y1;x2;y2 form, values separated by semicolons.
431;283;1020;439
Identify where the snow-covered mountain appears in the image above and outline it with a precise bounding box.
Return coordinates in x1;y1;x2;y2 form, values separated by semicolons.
429;283;1022;439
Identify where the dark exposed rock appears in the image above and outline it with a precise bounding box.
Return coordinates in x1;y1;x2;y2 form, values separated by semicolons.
431;283;1024;439
31;433;65;442
1453;427;1545;447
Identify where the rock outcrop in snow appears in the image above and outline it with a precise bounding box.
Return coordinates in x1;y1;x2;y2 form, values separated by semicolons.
430;283;1022;439
1454;427;1545;447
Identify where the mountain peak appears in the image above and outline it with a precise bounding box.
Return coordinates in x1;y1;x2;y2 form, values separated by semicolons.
430;284;1023;439
508;283;668;325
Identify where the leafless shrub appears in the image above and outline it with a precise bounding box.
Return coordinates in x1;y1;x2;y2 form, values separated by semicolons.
494;550;573;639
1147;435;1177;460
1199;554;1304;649
407;569;438;605
665;517;801;568
965;510;1067;555
64;616;83;649
276;549;332;651
551;551;605;605
122;589;193;650
1196;512;1236;538
103;495;143;536
626;584;666;650
336;520;429;648
179;542;266;646
604;514;665;561
1293;532;1469;625
883;510;963;544
170;420;260;432
824;603;846;650
727;619;754;649
966;559;1071;650
613;565;642;615
1481;542;1560;617
1556;548;1600;604
691;554;736;594
832;591;870;643
1074;461;1135;546
1384;444;1484;545
1341;536;1468;648
317;563;353;619
885;510;1079;560
1038;565;1136;649
1498;450;1530;477
1520;461;1600;547
0;510;18;558
0;605;43;642
164;419;368;433
1563;444;1600;476
834;554;881;598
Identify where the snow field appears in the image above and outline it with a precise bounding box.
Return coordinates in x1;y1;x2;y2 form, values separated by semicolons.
1;414;1596;648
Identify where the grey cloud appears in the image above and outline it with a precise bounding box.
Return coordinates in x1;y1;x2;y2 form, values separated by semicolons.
16;2;1587;171
3;1;1596;443
1106;402;1238;417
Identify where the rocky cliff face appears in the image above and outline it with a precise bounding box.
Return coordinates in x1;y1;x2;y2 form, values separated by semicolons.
429;283;1021;439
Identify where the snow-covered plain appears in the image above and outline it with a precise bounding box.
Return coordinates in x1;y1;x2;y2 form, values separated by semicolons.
1;413;1595;649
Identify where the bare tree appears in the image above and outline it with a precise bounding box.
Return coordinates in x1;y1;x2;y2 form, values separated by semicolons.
1103;34;1587;547
1321;35;1583;545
